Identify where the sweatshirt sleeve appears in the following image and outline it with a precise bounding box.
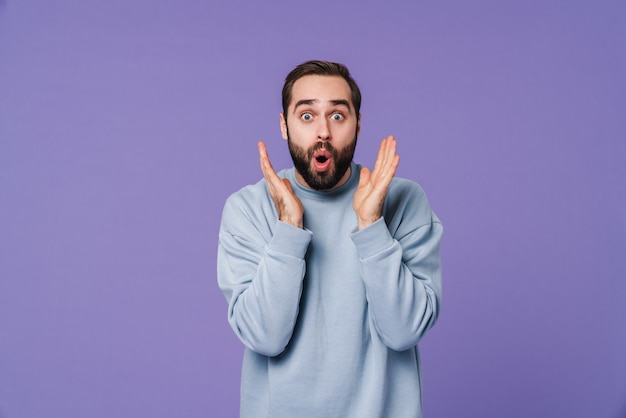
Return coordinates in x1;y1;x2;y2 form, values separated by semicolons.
350;182;443;351
218;191;313;357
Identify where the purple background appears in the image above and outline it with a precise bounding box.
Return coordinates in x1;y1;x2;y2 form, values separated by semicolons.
1;1;625;417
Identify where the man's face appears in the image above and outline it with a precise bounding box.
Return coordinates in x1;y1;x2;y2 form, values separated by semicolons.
280;75;360;191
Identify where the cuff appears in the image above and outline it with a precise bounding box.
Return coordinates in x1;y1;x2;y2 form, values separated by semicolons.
267;220;312;259
350;217;395;259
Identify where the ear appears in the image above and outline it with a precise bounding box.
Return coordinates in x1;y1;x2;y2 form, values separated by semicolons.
279;113;288;140
357;113;361;136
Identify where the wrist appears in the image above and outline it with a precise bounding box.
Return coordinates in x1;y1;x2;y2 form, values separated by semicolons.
280;216;303;229
357;216;379;231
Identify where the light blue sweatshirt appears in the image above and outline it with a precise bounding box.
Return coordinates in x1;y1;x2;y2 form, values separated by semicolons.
218;162;443;418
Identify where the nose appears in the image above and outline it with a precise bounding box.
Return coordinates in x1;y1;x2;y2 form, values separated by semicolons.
317;118;330;141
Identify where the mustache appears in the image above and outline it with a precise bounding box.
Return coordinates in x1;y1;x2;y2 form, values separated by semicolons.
308;142;336;158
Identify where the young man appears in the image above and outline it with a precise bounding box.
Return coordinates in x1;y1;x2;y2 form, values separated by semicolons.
218;60;443;417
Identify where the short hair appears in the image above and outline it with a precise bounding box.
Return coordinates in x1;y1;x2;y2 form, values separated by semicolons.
281;60;362;120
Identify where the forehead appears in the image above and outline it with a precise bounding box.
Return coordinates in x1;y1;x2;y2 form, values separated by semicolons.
289;75;352;109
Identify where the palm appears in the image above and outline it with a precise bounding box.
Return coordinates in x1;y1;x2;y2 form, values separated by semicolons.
258;141;304;228
353;136;400;230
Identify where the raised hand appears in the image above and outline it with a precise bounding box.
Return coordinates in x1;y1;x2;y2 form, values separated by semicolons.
353;135;400;230
258;141;304;228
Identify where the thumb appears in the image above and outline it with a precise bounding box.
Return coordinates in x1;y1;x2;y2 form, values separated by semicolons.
358;167;371;187
282;178;294;193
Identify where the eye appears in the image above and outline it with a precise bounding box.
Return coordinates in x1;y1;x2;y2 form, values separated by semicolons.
301;112;313;121
331;113;344;121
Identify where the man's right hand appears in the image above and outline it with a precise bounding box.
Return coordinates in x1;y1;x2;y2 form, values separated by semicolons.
258;141;304;229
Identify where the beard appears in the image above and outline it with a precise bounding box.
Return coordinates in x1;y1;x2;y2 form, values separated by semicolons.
287;130;357;191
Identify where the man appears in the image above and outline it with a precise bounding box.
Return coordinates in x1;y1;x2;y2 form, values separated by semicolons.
218;60;443;417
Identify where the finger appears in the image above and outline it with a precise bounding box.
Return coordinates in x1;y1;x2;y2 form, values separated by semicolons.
373;138;399;190
258;142;280;184
381;136;397;172
358;166;371;188
389;136;399;170
371;137;388;177
373;135;395;179
382;135;396;169
258;141;273;173
258;141;267;159
258;141;269;175
389;154;400;177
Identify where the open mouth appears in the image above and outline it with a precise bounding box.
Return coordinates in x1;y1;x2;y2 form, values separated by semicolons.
313;149;332;172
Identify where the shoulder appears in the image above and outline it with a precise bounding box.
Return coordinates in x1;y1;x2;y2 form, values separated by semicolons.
224;167;292;209
384;177;441;232
221;178;276;234
386;177;430;212
224;178;268;210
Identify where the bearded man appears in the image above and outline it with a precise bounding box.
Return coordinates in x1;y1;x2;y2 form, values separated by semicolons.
218;60;443;418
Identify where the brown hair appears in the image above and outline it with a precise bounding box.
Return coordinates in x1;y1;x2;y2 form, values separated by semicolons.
281;60;362;120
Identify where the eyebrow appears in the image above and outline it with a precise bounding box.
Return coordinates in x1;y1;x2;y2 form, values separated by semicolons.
292;99;352;114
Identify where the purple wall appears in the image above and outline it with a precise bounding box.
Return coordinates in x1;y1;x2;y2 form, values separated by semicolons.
1;1;624;417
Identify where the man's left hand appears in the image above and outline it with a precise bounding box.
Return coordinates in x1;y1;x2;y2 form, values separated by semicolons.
353;135;400;231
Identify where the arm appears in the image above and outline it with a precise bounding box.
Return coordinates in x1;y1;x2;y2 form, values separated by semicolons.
218;211;311;356
216;142;311;356
352;136;443;350
351;192;443;351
